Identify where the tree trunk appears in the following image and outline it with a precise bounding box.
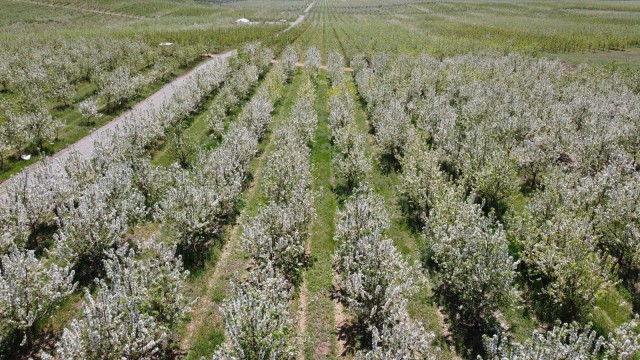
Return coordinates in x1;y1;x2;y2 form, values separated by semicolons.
25;327;33;348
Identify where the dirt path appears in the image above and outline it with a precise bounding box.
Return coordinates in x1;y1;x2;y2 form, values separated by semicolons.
179;210;243;351
297;244;311;360
333;268;348;357
304;1;316;13
285;14;306;32
0;51;236;198
283;1;314;33
10;0;150;20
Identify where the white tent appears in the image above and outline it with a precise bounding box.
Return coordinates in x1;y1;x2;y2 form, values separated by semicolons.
235;18;250;24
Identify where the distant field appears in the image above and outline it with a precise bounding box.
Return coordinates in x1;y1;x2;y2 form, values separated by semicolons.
291;0;640;64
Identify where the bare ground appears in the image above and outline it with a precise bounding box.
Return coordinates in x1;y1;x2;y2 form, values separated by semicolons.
333;268;348;357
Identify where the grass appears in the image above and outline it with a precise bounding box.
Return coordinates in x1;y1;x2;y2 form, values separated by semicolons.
304;72;339;359
590;285;635;336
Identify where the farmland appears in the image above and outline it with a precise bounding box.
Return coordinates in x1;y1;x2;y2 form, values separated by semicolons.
1;0;640;359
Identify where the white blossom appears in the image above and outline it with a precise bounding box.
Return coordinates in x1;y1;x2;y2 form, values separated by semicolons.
0;247;75;346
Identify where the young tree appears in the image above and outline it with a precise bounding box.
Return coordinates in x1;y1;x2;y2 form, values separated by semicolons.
243;200;310;282
7;109;61;152
78;97;102;125
213;266;298;360
334;187;423;337
371;98;414;168
167;128;197;169
329;85;355;137
517;209;613;319
350;53;368;75
55;166;145;279
0;122;10;167
49;71;75;107
156;169;228;264
22;109;62;151
334;185;390;247
512;169;615;319
333;125;371;190
261;145;313;206
356;317;437;360
206;102;226;139
399;139;444;226
305;46;321;78
0;247;76;347
424;184;517;326
3;111;28;155
52;288;168;359
236;92;274;141
1;167;64;250
327;51;345;87
280;46;298;78
97;66;145;110
102;244;193;326
51;243;192;359
13;64;47;108
0;57;11;91
336;232;423;336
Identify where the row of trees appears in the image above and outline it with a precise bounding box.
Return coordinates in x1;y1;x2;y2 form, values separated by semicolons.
484;320;640;360
329;78;371;191
214;62;318;358
205;43;275;138
0;37;199;106
0;37;203;163
324;64;438;357
158;44;283;266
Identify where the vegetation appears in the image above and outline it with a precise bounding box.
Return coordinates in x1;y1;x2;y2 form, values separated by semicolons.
1;0;640;359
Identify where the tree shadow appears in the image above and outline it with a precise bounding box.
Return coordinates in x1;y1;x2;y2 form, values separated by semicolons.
332;180;357;206
329;284;374;356
379;153;401;175
433;287;502;359
398;196;428;234
0;328;59;360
